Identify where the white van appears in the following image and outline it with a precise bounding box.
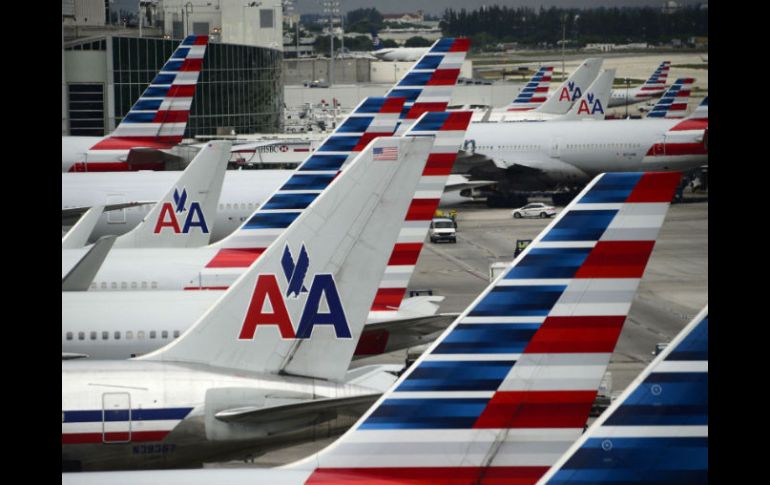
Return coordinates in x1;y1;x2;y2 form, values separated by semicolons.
429;217;457;243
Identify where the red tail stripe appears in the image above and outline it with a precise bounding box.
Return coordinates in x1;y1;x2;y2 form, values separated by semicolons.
442;111;473;131
405;198;441;221
205;248;265;268
381;97;407;114
90;137;178;150
524;316;626;353
193;36;209;45
370;288;406;312
353;132;391;152
153;110;190;123
167;84;197;98
449;38;471;52
473;390;597;429
406;102;449;120
669;119;708;131
179;58;203;72
424;152;457;176
388;243;424;266
428;69;462;86
574;241;656;278
626;171;682;203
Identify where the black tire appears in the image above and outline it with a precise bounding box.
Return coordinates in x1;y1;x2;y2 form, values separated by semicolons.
539;212;548;218
513;212;522;219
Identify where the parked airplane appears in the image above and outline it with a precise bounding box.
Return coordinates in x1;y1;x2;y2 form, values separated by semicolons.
608;60;671;107
498;65;554;112
62;170;682;483
481;58;603;122
646;77;695;118
63;141;230;249
457;97;707;204
370;31;428;61
558;68;615;121
62;35;208;173
62;111;474;359
538;306;708;484
62;130;437;471
61;38;471;291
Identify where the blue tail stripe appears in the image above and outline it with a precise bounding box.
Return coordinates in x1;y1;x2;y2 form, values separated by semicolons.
578;173;642;203
433;323;540;354
469;285;566;317
299;154;348;171
396;360;516;392
360;398;489;430
504;247;593;279
261;193;318;210
666;317;708;361
243;211;300;229
541;210;618;242
414;55;443;70
280;173;337;191
317;136;362;152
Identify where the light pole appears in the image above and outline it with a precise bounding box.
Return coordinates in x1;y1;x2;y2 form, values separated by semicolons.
322;0;339;86
561;13;566;82
625;77;630;119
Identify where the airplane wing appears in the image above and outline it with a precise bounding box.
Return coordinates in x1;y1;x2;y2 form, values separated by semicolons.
445;174;497;192
214;393;381;425
363;313;459;336
62;202;155;226
62;353;89;360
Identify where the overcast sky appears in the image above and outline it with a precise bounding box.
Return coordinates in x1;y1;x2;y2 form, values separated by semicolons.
292;1;707;16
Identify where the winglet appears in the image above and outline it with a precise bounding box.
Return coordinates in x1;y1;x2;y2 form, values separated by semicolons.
538;306;708;484
112;140;231;248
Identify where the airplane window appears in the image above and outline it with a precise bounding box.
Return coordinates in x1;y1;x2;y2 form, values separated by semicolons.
78;332;85;340
90;331;97;340
162;330;169;339
141;281;147;289
138;331;145;340
150;331;157;339
114;331;121;340
102;331;108;340
66;332;73;340
126;331;134;340
173;330;180;338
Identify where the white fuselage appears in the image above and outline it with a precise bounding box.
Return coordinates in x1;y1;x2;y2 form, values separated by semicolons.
62;136;105;172
463;117;707;185
608;86;665;107
62;292;445;359
62;360;375;470
62;170;293;243
371;47;429;62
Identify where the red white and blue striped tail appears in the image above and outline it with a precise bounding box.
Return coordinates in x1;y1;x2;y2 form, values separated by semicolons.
388;37;470;133
93;35;207;150
640;60;671;93
506;66;554;111
299;171;682;485
370;111;473;316
200;96;405;274
647;78;694;119
539;306;708;485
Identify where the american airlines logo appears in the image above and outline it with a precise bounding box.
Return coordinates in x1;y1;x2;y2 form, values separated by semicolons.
576;92;605;115
559;81;583;102
153;187;209;234
238;244;351;340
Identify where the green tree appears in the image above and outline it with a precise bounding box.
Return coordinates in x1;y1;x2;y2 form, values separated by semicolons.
404;36;432;47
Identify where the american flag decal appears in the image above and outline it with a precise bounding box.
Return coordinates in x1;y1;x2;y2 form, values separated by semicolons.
373;146;398;161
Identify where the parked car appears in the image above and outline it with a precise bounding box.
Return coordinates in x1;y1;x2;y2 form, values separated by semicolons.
511;202;557;219
429;217;457;243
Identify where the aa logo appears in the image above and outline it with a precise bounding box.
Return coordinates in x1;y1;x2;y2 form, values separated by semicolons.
576;92;604;115
559;81;582;102
153;188;208;234
238;244;351;340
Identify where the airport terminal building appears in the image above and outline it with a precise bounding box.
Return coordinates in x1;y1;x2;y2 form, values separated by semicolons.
63;36;283;138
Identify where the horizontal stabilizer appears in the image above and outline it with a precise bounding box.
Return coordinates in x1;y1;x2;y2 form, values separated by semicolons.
62;235;117;291
62;204;105;249
62;202;154;226
215;394;381;425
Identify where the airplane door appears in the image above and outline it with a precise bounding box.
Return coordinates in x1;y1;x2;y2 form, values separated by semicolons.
106;194;126;224
550;137;562;158
102;392;131;443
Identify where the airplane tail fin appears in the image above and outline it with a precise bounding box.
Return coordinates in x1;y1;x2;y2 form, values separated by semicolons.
388;37;470;131
640;60;671;92
370;111;473;315
97;35;209;149
538;306;708;484
690;96;708;120
140;134;436;382
505;66;554;112
205;97;405;274
646;78;695;119
371;31;382;50
302;171;682;482
561;69;615;120
112;141;230;249
535;58;603;115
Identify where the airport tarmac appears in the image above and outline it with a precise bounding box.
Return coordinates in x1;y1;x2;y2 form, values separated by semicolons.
211;191;708;468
